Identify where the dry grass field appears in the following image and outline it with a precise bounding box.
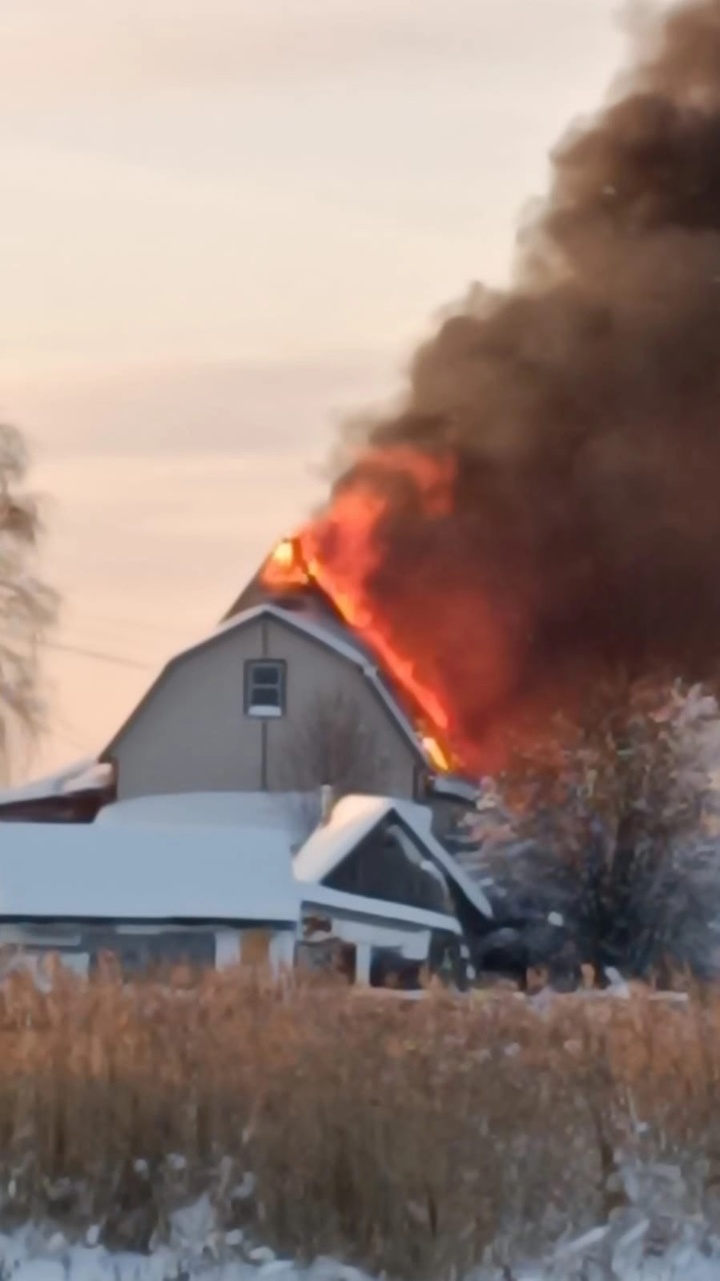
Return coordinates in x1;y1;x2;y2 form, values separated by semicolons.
0;962;715;1276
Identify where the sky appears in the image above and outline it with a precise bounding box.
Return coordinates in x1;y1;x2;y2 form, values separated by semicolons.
0;0;634;779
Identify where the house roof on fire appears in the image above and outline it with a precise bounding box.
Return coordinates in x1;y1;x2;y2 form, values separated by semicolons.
294;794;493;920
100;600;434;768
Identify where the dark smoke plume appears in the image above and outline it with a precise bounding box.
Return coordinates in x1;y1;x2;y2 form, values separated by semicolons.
317;0;720;767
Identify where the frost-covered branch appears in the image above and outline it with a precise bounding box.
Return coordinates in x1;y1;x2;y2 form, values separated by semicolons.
463;677;720;983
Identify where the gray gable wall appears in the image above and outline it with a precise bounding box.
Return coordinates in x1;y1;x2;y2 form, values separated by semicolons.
107;612;424;802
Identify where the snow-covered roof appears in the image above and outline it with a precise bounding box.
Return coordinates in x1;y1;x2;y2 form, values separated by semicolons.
101;602;431;768
429;775;480;805
302;882;462;934
0;756;109;806
96;790;317;840
64;760;113;794
0;823;299;924
294;795;493;919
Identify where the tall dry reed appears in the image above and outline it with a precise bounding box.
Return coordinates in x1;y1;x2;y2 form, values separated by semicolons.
0;963;715;1276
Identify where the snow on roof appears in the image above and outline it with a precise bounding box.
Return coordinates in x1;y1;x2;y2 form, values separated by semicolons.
294;794;493;919
96;790;317;840
103;602;430;767
294;795;392;882
302;882;462;935
61;760;113;795
0;823;299;924
0;756;103;806
429;774;480;804
204;601;369;668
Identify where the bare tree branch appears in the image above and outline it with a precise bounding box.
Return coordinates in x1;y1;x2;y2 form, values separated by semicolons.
468;676;720;984
279;689;391;799
0;425;58;780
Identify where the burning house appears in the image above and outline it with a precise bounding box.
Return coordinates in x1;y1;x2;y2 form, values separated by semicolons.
94;533;478;840
0;534;479;843
6;0;720;987
10;1;720;820
224;532;456;775
0;535;492;985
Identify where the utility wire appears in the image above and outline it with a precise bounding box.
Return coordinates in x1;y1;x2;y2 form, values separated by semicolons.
60;626;169;663
45;641;154;672
67;611;190;639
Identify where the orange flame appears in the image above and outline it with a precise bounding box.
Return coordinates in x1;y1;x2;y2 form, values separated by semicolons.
261;446;517;775
265;537;310;588
266;529;455;765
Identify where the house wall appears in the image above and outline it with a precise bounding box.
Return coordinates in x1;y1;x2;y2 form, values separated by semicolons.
298;899;463;989
111;616;420;800
0;921;295;978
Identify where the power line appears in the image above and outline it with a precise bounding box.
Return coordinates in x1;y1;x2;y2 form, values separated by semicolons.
45;641;154;672
68;611;192;640
60;626;169;663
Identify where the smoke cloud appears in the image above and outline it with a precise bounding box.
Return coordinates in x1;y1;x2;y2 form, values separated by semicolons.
312;0;720;769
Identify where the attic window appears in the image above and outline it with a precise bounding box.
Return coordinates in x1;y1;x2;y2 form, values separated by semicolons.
244;660;286;718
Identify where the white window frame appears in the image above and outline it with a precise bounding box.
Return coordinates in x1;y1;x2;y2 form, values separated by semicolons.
244;659;286;719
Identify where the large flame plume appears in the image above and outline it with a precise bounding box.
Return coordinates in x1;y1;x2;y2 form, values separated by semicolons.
266;0;720;774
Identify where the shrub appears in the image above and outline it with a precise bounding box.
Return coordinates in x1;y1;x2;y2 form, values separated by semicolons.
467;677;720;983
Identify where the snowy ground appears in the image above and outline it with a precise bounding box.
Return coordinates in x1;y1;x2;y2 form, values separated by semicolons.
6;1191;720;1281
6;1236;720;1281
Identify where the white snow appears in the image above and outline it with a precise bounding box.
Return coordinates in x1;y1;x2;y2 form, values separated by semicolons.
428;774;480;803
61;761;113;794
96;791;312;838
0;822;299;924
0;757;99;804
294;796;403;882
0;1213;718;1281
198;602;370;670
0;790;486;952
302;880;462;934
294;794;493;919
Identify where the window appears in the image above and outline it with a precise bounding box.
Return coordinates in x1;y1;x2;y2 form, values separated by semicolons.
244;660;286;718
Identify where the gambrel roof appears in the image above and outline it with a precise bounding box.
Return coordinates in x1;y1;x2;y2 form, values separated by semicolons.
100;601;434;768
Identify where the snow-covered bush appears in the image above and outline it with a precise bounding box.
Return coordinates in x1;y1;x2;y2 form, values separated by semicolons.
466;678;720;984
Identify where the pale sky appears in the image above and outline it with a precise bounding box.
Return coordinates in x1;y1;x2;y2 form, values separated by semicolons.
0;0;633;779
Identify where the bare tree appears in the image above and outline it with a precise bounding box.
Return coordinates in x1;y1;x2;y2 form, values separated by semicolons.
467;676;720;984
279;689;391;806
0;425;58;781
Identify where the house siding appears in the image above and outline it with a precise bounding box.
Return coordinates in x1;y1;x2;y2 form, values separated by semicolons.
0;920;296;978
111;616;419;801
